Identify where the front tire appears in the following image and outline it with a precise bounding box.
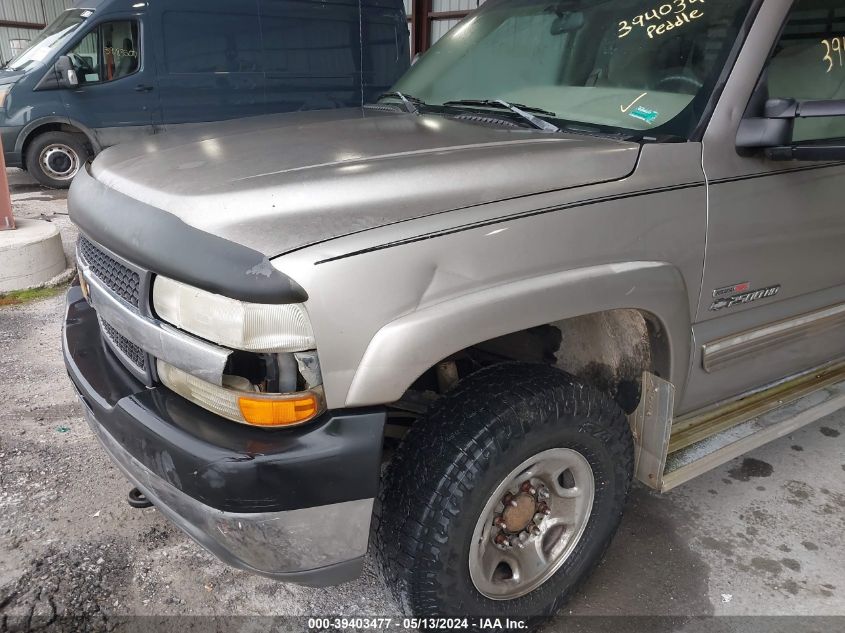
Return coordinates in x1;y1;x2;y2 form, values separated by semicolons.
25;131;89;189
375;363;633;620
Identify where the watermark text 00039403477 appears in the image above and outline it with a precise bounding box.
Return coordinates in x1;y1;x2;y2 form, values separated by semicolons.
307;618;527;630
4;616;845;632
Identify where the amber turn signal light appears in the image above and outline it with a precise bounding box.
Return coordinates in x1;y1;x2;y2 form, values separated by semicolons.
238;393;320;427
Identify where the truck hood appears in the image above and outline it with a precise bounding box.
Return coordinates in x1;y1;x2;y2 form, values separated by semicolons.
90;108;640;257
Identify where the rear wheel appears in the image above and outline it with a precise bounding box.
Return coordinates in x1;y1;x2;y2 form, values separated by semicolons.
375;363;633;620
25;131;89;189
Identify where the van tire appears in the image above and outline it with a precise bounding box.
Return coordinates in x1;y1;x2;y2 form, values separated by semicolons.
25;131;89;189
374;363;633;622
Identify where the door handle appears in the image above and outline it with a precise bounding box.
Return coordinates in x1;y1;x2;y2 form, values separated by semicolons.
135;84;154;92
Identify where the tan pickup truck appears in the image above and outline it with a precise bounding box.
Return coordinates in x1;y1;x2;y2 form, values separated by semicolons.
64;0;845;621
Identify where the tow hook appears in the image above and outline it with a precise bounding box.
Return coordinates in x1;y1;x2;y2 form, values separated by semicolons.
128;487;154;509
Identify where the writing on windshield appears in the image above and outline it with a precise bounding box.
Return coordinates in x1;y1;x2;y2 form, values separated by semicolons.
618;0;705;40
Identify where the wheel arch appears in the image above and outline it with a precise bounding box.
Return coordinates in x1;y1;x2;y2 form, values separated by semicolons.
345;261;691;409
17;117;101;166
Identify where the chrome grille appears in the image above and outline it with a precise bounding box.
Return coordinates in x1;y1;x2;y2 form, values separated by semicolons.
78;236;141;307
101;319;147;371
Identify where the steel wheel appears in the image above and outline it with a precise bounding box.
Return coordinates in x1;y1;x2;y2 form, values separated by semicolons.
39;143;81;182
469;447;595;600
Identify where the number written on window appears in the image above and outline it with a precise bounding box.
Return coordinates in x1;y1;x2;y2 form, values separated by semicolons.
822;36;845;72
618;0;705;40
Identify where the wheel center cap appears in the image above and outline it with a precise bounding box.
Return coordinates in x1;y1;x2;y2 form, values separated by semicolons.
501;493;536;533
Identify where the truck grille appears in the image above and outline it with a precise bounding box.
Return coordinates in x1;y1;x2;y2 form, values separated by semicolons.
78;236;141;307
100;319;147;371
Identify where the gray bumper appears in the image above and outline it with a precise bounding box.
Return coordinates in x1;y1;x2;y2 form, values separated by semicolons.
81;401;373;587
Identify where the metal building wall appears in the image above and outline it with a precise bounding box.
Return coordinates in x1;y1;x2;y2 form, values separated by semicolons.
430;0;484;44
0;0;76;65
409;0;484;55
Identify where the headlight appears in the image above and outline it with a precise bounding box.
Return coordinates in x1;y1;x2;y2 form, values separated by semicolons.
158;361;324;427
153;276;315;352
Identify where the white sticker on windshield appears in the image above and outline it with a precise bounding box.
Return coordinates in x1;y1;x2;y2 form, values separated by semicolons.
81;10;93;18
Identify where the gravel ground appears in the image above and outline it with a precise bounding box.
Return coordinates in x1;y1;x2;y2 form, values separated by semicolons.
1;169;843;632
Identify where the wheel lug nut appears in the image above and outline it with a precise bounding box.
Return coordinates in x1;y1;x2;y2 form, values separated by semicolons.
494;533;509;546
493;516;507;528
502;493;513;506
538;502;551;515
520;481;533;493
538;488;550;499
530;524;542;536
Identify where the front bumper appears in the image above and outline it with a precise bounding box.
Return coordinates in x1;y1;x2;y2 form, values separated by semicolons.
2;125;23;167
63;285;386;586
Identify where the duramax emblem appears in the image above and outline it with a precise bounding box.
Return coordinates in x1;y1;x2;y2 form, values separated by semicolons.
710;285;781;311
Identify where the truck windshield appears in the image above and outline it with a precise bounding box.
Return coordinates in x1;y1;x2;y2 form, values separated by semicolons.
391;0;753;138
4;9;92;72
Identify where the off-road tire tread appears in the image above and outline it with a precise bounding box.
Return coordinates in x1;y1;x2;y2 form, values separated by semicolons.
374;362;633;618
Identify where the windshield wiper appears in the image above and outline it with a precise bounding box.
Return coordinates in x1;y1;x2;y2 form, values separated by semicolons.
377;91;425;115
442;99;560;132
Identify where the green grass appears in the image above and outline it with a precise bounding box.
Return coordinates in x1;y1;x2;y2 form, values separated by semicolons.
0;286;63;307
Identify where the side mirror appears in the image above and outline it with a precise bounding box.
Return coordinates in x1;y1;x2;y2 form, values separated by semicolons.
54;55;79;89
737;97;845;161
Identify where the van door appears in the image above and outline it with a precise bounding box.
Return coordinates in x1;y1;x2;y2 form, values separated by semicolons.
684;0;845;411
260;0;361;111
360;0;410;104
155;0;265;125
60;15;161;149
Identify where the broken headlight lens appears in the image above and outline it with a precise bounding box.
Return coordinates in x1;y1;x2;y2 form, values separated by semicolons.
157;361;324;427
152;275;315;353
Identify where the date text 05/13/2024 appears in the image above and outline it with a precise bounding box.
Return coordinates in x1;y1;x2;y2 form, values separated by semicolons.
306;618;529;630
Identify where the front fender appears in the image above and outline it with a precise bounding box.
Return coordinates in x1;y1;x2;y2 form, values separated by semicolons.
345;261;691;407
15;116;102;156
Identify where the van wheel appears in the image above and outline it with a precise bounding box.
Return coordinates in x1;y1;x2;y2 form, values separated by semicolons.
375;363;633;621
25;132;89;189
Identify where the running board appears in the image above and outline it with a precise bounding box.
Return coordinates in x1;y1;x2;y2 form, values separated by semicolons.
659;367;845;492
628;364;845;492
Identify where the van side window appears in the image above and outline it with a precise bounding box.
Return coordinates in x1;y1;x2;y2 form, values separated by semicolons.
163;11;262;73
67;21;140;84
768;0;845;142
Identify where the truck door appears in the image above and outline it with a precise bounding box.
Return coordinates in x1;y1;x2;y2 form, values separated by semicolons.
685;0;845;411
60;14;161;149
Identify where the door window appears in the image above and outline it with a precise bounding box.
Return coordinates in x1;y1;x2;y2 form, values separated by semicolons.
66;20;140;84
768;1;845;141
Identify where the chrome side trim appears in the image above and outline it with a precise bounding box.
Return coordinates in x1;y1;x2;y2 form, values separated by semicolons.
82;266;230;385
702;303;845;373
81;401;371;581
